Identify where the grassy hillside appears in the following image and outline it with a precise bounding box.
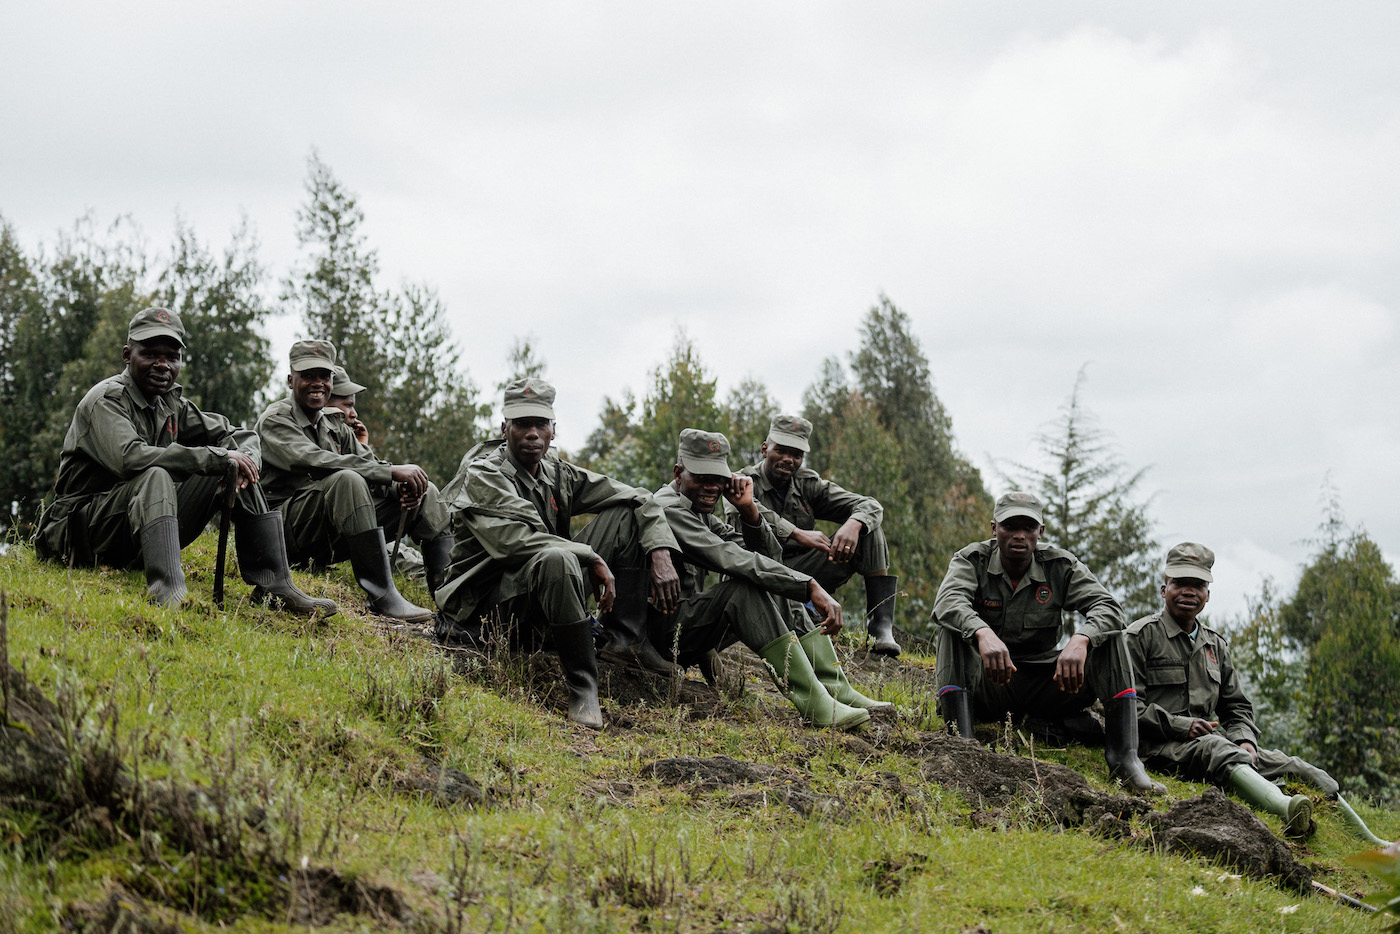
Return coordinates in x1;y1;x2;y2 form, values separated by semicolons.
0;535;1394;933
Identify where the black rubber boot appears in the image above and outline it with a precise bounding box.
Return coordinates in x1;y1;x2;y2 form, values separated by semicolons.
1104;696;1166;795
343;527;434;622
235;511;338;616
421;533;454;598
139;515;188;607
864;575;901;657
697;649;724;687
941;687;974;739
552;617;604;729
599;568;678;676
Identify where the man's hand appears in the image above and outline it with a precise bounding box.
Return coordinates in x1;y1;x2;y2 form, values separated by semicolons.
1053;633;1091;695
1187;718;1218;738
588;556;616;615
807;580;843;635
828;518;864;564
723;474;761;525
976;627;1017;686
789;528;833;554
648;549;681;615
348;416;369;445
1238;740;1259;763
391;465;430;508
226;450;260;491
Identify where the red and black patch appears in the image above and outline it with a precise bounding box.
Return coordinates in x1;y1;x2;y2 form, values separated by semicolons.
708;440;721;453
156;310;171;323
1034;585;1053;604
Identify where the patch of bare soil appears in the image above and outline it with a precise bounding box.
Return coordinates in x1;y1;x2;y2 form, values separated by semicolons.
915;732;1151;836
393;756;502;807
63;889;188;933
641;755;847;818
1142;788;1312;893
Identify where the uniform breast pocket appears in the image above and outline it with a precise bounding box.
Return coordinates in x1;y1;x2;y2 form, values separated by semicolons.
1144;663;1189;713
975;597;1006;632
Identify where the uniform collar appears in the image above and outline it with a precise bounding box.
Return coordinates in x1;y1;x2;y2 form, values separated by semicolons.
1162;610;1204;640
287;395;324;430
121;369;184;411
504;449;554;490
988;544;1047;584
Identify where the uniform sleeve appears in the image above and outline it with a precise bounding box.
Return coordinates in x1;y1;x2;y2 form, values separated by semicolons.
80;392;230;481
457;467;597;567
179;402;262;466
1127;624;1194;742
1214;641;1261;747
932;549;991;643
1062;558;1126;646
258;406;394;484
804;475;882;532
747;499;798;544
567;467;680;556
665;504;809;602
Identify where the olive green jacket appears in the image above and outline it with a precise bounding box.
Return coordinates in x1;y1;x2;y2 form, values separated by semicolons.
255;397;393;506
437;443;677;622
731;463;882;545
655;483;811;603
1125;610;1259;750
932;540;1125;665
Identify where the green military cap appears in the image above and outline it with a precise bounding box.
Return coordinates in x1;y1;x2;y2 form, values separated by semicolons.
993;491;1044;525
502;377;556;419
1164;542;1215;583
767;414;813;452
677;428;732;477
331;365;366;396
127;306;186;346
289;339;338;373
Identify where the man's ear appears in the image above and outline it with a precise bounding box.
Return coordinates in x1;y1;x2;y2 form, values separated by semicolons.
673;464;684;481
122;344;133;366
759;441;768;457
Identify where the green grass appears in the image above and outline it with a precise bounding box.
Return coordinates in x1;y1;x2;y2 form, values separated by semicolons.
1;537;1396;933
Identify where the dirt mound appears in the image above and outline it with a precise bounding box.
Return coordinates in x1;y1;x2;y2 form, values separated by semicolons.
63;889;188;933
393;756;501;806
641;755;846;818
1143;788;1312;893
915;732;1150;834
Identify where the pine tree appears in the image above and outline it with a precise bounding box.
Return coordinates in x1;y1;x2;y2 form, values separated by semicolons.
632;332;725;489
723;376;782;468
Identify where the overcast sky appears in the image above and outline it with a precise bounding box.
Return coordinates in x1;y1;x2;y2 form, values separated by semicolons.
4;2;1398;620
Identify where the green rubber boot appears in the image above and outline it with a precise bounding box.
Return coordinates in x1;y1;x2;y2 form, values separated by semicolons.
1230;766;1313;838
758;633;870;731
1335;794;1393;848
798;630;893;711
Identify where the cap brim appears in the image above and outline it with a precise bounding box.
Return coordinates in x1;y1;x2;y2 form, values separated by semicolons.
333;380;367;395
767;430;810;452
128;326;185;346
290;356;335;372
680;453;731;477
994;506;1044;525
1165;565;1213;583
503;402;556;420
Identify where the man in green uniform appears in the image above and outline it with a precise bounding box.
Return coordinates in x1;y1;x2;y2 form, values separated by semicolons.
933;491;1162;794
433;377;684;728
35;307;336;616
733;415;901;656
579;428;884;731
256;340;450;622
1127;543;1390;843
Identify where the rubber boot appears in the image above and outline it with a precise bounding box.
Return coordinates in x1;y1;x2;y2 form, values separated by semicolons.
1334;793;1393;847
697;649;724;687
343;528;434;622
1230;765;1313;837
599;568;679;676
551;617;604;729
421;533;454;598
1103;697;1166;795
864;575;901;657
798;629;893;710
758;633;869;731
235;511;338;616
940;687;974;739
139;515;187;607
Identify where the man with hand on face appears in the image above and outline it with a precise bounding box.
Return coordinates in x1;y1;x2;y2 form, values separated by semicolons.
256;340;452;622
433;378;683;729
1126;544;1391;843
577;428;882;731
36;307;336;616
734;415;902;656
933;491;1162;794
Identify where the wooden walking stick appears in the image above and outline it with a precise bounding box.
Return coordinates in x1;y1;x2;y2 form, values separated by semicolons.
213;461;237;609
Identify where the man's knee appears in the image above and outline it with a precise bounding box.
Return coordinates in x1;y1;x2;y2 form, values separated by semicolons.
125;467;179;527
322;469;373;500
531;546;585;581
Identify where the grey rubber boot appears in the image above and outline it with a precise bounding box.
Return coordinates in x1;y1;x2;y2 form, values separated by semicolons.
1230;765;1313;837
941;687;974;739
599;567;679;676
420;533;454;598
235;511;338;616
343;527;434;622
1104;697;1166;795
798;629;893;710
551;617;604;729
758;632;869;731
139;516;188;607
864;575;901;657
